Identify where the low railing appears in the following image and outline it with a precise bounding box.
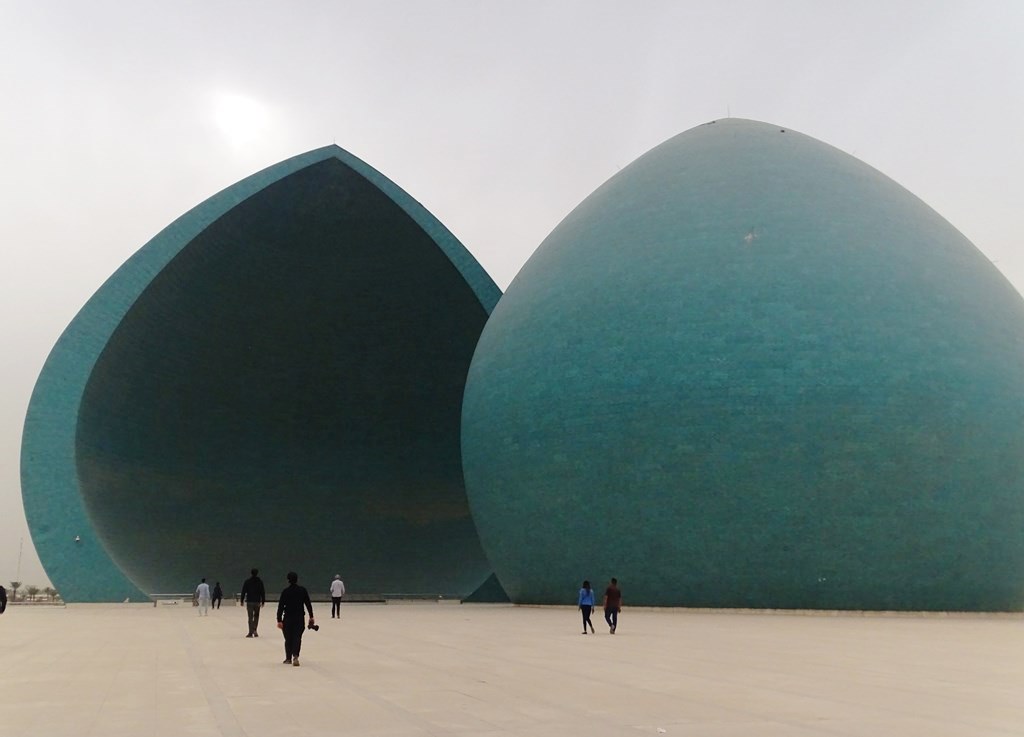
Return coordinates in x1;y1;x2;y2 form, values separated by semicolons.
381;593;452;602
151;591;451;607
150;593;196;607
233;592;387;604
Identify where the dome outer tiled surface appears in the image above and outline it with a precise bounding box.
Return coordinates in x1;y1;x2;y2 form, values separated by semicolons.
462;119;1024;611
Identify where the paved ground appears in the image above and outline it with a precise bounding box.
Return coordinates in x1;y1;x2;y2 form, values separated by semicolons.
0;602;1021;736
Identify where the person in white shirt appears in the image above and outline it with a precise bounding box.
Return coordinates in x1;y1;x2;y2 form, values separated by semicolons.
329;575;346;619
195;578;211;616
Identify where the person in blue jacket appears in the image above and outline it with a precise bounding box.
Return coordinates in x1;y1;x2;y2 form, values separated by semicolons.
577;580;596;634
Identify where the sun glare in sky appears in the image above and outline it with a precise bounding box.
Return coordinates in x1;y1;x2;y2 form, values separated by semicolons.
211;92;271;148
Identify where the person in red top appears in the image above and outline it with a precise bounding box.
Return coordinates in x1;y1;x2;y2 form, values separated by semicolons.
603;577;622;634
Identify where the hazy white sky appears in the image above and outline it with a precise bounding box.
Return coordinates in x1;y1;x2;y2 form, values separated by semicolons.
2;1;1022;588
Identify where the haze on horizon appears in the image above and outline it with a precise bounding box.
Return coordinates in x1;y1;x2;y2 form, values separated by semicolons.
3;1;1022;590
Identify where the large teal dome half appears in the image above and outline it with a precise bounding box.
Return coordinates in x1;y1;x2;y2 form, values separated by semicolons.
23;145;500;601
462;119;1024;611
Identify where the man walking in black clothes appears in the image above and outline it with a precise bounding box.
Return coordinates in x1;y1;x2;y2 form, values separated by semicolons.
277;571;315;667
0;584;7;615
240;568;266;637
603;577;622;634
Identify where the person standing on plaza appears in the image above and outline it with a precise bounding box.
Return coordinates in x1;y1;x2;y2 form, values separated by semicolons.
0;584;7;615
195;578;211;616
211;582;223;609
240;568;266;637
577;580;596;634
329;574;345;619
277;571;315;666
603;577;622;634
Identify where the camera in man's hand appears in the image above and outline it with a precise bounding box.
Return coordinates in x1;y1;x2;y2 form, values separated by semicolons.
307;620;319;631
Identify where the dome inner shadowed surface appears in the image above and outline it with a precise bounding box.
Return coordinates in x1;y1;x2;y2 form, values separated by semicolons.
74;157;493;596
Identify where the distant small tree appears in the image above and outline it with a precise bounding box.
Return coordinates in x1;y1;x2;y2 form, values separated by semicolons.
43;587;58;602
9;582;21;602
26;586;40;602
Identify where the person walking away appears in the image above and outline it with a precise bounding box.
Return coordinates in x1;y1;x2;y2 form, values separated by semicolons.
603;577;622;634
212;582;223;609
195;578;211;616
277;571;314;666
0;584;7;615
578;580;596;634
330;574;345;619
240;568;266;637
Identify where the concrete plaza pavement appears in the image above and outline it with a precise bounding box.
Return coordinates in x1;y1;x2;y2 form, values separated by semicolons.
0;602;1022;737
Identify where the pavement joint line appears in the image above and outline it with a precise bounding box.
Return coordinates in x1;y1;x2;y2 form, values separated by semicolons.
320;622;765;732
84;625;130;737
302;659;447;736
180;615;250;737
200;603;444;734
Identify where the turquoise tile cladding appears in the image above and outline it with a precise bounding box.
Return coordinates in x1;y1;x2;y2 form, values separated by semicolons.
461;119;1024;611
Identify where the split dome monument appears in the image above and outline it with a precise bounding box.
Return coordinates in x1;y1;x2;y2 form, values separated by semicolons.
23;119;1024;610
21;146;500;602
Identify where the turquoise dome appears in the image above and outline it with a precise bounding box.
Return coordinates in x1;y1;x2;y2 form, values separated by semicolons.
23;146;500;601
462;119;1024;611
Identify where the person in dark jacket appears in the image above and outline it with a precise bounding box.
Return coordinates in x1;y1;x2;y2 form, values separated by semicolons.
0;584;7;614
276;571;314;666
212;582;223;609
603;577;623;634
240;568;266;637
